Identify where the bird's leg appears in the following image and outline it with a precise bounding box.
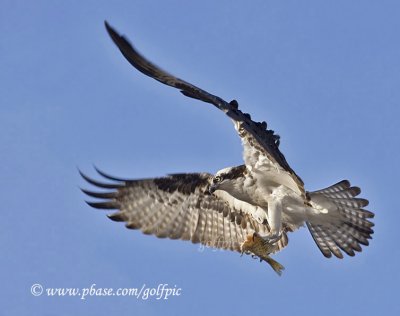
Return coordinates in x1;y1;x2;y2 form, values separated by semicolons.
262;187;284;244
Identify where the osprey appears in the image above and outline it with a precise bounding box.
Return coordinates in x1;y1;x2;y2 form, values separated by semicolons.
81;22;374;275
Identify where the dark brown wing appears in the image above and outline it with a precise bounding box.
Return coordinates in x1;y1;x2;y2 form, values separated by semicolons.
81;168;288;252
104;21;304;192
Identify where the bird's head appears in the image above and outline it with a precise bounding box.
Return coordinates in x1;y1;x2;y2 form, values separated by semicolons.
209;165;247;194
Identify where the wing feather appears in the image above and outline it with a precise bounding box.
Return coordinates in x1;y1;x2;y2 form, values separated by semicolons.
81;169;288;253
104;21;304;194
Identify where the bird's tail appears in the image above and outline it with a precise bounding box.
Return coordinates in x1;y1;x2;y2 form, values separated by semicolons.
263;256;285;276
306;180;374;258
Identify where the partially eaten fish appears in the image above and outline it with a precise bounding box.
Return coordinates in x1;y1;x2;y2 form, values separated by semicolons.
241;233;285;276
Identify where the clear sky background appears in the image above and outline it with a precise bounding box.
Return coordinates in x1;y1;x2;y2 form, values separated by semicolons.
2;1;400;315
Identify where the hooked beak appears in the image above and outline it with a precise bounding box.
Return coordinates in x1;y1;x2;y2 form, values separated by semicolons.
209;184;218;194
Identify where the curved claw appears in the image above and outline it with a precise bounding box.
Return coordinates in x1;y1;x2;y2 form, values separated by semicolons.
262;231;283;245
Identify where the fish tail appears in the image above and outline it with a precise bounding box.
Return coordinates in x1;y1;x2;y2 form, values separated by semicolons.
264;257;285;276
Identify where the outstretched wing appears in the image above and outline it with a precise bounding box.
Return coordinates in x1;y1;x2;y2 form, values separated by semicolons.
104;21;304;196
81;168;288;253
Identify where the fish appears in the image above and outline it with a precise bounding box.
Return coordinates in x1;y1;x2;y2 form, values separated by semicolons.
241;233;285;276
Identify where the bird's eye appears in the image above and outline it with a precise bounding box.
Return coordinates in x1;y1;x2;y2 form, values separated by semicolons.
213;176;222;184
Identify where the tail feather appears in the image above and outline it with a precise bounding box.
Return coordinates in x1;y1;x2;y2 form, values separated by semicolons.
317;188;360;199
315;225;344;258
332;225;361;254
329;230;355;256
307;180;374;259
339;207;374;231
313;180;350;193
334;198;369;208
338;205;374;220
343;223;370;246
306;223;332;258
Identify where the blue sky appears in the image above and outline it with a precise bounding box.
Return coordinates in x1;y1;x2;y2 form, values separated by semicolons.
2;1;400;315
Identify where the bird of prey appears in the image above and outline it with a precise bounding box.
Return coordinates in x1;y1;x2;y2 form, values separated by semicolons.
81;22;374;275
